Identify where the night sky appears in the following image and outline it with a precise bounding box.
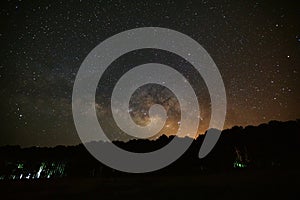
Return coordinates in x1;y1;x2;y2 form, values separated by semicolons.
1;0;299;147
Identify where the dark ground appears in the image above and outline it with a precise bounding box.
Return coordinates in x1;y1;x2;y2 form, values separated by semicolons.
0;169;299;200
1;120;299;199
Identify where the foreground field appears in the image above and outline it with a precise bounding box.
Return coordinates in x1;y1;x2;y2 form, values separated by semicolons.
0;169;298;200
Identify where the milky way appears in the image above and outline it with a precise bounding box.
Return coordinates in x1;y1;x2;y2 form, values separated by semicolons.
1;0;299;146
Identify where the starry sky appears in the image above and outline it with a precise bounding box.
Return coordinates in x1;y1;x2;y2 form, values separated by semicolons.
0;0;299;147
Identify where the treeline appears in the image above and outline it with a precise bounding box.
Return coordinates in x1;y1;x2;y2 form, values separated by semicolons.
0;120;299;179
